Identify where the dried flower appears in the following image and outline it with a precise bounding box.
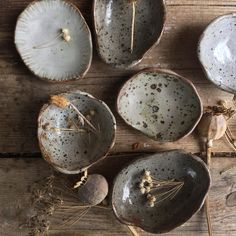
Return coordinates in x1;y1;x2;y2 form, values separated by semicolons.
139;170;184;207
51;95;70;108
74;170;88;189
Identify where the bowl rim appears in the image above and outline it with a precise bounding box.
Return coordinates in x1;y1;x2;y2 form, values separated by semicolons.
198;12;236;94
92;0;167;69
37;90;117;174
14;0;93;83
111;149;211;234
116;68;203;142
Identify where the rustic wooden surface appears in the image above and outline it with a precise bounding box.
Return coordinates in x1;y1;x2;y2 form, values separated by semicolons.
0;0;236;235
0;157;235;236
1;0;236;154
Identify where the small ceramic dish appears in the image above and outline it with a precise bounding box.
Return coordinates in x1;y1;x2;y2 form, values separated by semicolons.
38;91;116;174
112;150;211;234
198;13;236;94
93;0;166;68
117;69;203;142
15;0;92;82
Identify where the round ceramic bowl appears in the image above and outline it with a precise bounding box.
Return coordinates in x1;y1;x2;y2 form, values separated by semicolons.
117;69;203;142
198;13;236;94
112;150;211;234
15;0;92;82
93;0;166;68
38;91;116;174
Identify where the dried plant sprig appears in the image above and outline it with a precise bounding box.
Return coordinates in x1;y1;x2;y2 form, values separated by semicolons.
33;28;71;49
139;170;184;207
25;174;111;235
50;95;97;133
129;0;137;53
73;170;88;189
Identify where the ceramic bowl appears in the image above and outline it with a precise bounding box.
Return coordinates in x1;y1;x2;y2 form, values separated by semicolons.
198;13;236;94
15;0;92;82
112;150;211;234
117;69;203;142
93;0;166;68
38;91;116;174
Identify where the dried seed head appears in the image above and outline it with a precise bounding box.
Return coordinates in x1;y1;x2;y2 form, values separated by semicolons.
197;113;227;142
144;170;151;177
63;34;71;42
145;186;151;193
90;110;96;116
50;95;70;108
140;187;146;194
62;28;69;35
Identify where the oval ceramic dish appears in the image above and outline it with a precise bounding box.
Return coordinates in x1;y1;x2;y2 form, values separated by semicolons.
93;0;166;68
117;69;203;142
15;0;92;82
198;13;236;94
112;150;211;234
38;91;116;174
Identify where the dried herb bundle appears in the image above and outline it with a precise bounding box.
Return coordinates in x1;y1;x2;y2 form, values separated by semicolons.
23;173;108;235
51;95;97;133
139;170;184;207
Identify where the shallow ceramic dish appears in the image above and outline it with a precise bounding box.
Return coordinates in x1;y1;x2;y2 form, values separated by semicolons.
198;13;236;94
112;150;211;234
38;91;116;174
15;0;92;82
93;0;166;68
117;69;203;142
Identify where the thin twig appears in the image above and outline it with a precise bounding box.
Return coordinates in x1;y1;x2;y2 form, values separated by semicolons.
70;103;97;133
127;225;140;236
130;1;136;53
205;140;213;236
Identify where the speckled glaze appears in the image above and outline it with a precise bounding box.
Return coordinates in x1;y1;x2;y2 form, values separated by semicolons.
198;13;236;94
93;0;166;68
112;150;211;234
15;0;92;82
117;69;203;142
38;91;116;174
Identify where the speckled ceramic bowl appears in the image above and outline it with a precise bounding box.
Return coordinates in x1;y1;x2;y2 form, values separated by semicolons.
15;0;92;82
93;0;166;68
117;69;203;142
198;13;236;94
112;150;211;234
38;91;116;174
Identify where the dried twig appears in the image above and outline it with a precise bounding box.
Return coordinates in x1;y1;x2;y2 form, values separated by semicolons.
127;225;140;236
130;0;137;53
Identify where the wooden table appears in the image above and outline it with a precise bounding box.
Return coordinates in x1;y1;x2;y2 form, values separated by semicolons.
0;0;236;235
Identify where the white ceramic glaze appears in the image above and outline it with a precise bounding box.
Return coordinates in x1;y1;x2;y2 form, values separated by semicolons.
93;0;166;68
117;69;203;142
38;91;116;174
15;0;92;82
198;13;236;94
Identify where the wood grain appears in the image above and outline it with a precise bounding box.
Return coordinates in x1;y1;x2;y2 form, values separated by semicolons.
0;156;235;236
1;1;236;154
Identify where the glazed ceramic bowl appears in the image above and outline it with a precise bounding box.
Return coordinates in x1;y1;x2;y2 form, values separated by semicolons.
112;150;211;234
198;13;236;94
15;0;92;82
38;91;116;174
117;69;203;142
93;0;166;68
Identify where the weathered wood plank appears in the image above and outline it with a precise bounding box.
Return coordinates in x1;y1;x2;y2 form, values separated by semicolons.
1;1;236;154
0;156;235;236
